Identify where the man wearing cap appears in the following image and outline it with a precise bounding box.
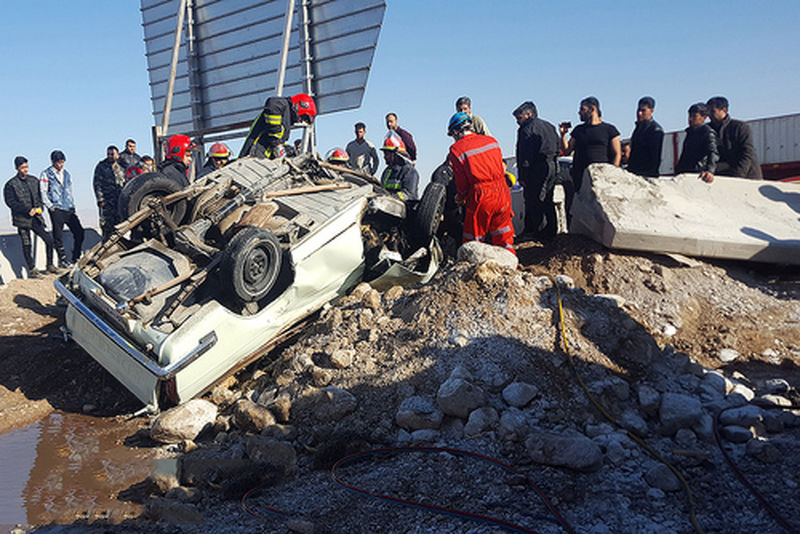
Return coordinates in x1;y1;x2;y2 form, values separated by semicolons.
379;134;419;201
448;112;515;254
4;157;58;278
40;150;84;267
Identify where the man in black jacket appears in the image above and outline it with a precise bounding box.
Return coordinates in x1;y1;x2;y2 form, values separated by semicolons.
706;96;762;179
513;101;559;239
627;96;664;177
93;145;126;239
4;156;57;278
675;103;718;183
119;139;141;171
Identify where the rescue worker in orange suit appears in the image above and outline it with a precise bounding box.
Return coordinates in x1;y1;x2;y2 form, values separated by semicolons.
379;135;419;201
447;112;515;255
199;142;233;178
240;93;317;159
159;134;196;186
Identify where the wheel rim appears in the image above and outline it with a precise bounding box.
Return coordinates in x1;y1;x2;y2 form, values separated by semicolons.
243;247;269;291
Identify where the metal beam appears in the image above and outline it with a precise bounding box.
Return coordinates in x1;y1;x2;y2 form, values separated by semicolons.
275;0;296;96
160;0;188;137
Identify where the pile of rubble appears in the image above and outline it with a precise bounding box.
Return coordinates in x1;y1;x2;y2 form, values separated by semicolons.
136;240;799;533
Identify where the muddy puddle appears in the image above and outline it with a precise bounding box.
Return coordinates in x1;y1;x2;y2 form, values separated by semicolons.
0;411;169;529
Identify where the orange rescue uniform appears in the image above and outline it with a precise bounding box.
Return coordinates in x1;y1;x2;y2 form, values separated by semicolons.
448;133;515;254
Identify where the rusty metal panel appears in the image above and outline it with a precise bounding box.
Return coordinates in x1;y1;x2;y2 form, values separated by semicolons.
140;0;385;137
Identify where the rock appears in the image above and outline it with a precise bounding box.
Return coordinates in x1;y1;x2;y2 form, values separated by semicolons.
554;274;575;289
763;378;790;395
619;410;649;436
151;472;180;494
674;428;697;447
746;439;781;464
720;425;753;443
144;498;203;524
779;410;800;428
232;399;276;432
595;294;626;307
287;519;316;534
526;431;603;472
659;393;703;434
645;464;681;492
751;394;792;408
457;241;518;270
313;386;358;421
502;382;539;408
349;282;371;300
692;413;715;443
383;285;404;303
584;422;614;438
164;486;202;503
410;429;441;442
436;378;485;419
150;399;218;444
719;405;762;427
638;385;661;418
499;408;529;441
662;324;677;337
245;436;296;474
647;487;666;500
395;396;444;430
449;364;473;381
261;423;298;441
727;383;755;404
603;437;627;465
464;407;499;437
762;411;785;433
363;289;382;311
82;403;96;413
719;348;739;363
311;367;333;387
270;395;292;423
330;349;354;369
700;371;731;397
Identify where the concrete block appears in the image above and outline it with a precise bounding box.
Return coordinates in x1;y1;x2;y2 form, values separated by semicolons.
570;164;800;264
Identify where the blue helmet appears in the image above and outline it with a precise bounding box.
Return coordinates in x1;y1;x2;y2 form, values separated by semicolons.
447;112;472;135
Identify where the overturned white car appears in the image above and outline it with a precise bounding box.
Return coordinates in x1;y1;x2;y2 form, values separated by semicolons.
56;155;442;411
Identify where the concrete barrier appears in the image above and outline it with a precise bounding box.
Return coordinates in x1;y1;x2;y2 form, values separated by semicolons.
0;229;101;284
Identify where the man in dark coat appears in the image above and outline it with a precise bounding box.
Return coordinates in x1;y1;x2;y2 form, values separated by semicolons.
675;103;719;183
707;96;762;179
627;96;664;177
119;139;142;171
513;101;559;238
93;145;126;239
4;156;57;277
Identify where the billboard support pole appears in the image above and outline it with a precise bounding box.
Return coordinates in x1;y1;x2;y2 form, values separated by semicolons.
299;0;314;153
160;0;188;139
275;0;296;96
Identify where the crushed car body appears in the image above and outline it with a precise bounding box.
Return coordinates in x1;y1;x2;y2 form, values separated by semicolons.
55;154;441;411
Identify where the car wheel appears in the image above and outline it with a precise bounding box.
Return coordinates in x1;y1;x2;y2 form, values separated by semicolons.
118;172;188;226
414;181;447;241
221;226;282;303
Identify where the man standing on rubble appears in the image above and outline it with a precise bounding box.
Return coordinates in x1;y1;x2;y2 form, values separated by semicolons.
675;103;719;183
627;96;664;177
706;96;762;179
346;122;379;175
40;150;84;267
456;96;491;136
560;96;621;193
379;135;418;201
513;101;559;239
93;145;126;240
448;112;514;254
4;156;58;278
385;113;417;162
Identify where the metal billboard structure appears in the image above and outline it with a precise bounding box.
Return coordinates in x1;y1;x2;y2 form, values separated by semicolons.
140;0;386;149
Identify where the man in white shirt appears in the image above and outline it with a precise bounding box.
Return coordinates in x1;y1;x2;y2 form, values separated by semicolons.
345;122;379;175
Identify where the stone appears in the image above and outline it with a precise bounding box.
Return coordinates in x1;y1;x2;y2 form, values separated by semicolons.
659;392;703;434
363;289;382;311
232;399;276;432
647;488;666;500
763;378;790;395
144;498;203;524
410;429;441;442
619;410;648;436
526;431;603;472
499;408;529;441
502;382;539;408
449;364;473;381
554;274;575;289
692;413;715;443
287;519;316;534
464;407;499;437
719;405;762;427
313;386;358;421
383;285;404;303
719;348;740;363
727;383;755;404
150;399;218;444
700;371;731;396
164;486;202;503
751;395;792;408
746;439;781;464
457;241;519;270
311;367;333;387
150;472;180;494
584;422;614;438
644;464;681;492
762;411;785;433
674;428;697;447
720;425;753;443
436;378;485;419
637;385;661;418
395;396;444;430
330;349;355;369
245;436;296;474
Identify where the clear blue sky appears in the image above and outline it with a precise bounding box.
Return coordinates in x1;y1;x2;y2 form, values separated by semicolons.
2;1;799;231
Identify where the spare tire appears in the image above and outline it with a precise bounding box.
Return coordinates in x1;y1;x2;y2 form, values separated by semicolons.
118;172;188;225
413;181;447;241
220;226;282;303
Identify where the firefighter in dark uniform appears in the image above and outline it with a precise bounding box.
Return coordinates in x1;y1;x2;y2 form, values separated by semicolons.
240;93;317;159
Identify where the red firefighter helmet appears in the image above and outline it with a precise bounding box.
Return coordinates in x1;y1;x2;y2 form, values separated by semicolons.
166;134;197;161
381;133;407;154
207;142;232;159
325;147;349;163
290;93;317;121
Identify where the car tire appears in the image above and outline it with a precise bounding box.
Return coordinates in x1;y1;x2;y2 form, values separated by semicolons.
221;226;282;303
414;181;447;241
118;172;188;224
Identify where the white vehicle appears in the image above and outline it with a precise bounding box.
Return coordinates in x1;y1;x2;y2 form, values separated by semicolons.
55;155;442;412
